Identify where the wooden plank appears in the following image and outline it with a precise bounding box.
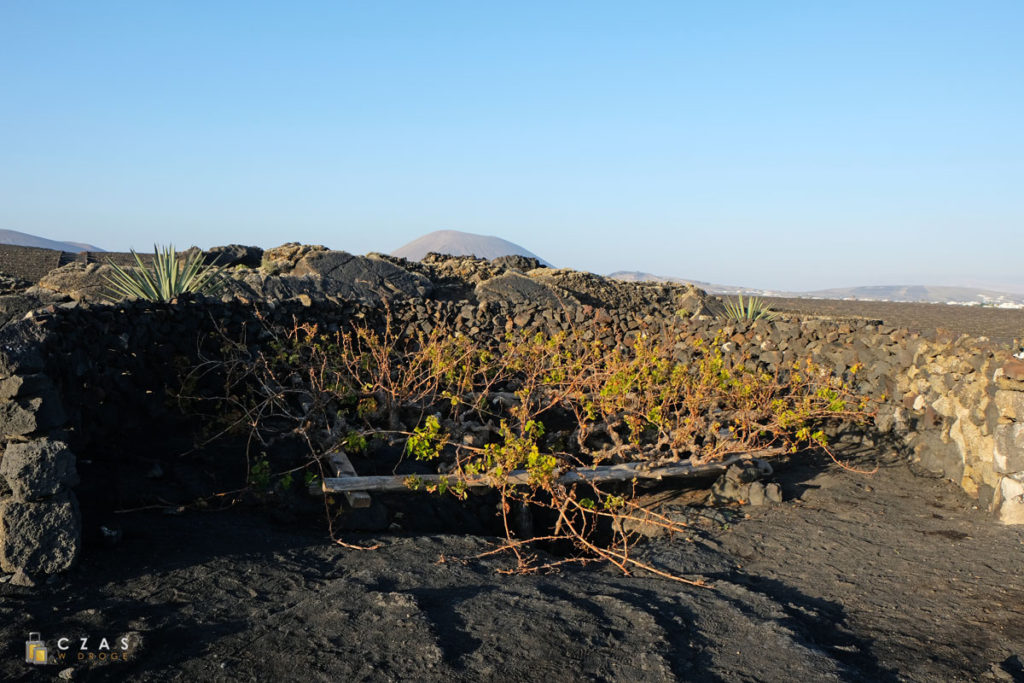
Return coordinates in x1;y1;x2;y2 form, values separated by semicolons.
319;450;782;494
323;451;373;508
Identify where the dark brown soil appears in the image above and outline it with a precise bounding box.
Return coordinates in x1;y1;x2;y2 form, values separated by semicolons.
2;448;1022;681
765;297;1024;346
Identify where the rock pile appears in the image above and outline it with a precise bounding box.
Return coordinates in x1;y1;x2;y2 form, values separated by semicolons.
710;462;782;506
0;243;726;328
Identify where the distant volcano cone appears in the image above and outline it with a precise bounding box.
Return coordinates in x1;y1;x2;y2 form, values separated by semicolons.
392;230;551;266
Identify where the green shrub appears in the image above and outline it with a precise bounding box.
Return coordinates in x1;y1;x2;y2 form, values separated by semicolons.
104;244;225;302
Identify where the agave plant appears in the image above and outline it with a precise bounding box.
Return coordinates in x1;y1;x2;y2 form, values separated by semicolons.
104;244;225;302
723;294;777;322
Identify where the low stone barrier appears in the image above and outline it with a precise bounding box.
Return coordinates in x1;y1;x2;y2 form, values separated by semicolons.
0;262;1020;581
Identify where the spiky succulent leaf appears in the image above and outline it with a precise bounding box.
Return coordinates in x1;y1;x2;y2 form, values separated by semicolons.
103;244;225;302
723;294;777;322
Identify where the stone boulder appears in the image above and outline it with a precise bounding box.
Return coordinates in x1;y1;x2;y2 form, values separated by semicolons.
418;253;507;291
0;373;53;401
994;423;1024;474
227;251;433;304
261;243;329;275
1001;358;1024;382
527;269;644;309
35;262;121;302
710;462;779;505
492;254;547;272
292;251;432;301
676;284;725;318
995;389;1024;421
911;430;965;482
0;321;48;377
0;395;66;437
0;293;53;327
0;492;80;574
205;244;264;268
476;272;578;308
998;476;1024;524
0;439;78;501
0;274;29;295
223;271;320;304
523;268;717;317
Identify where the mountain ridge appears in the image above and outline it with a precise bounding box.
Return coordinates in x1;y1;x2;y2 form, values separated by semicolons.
0;229;104;253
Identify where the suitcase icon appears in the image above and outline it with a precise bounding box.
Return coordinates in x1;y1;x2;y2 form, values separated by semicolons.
25;632;48;665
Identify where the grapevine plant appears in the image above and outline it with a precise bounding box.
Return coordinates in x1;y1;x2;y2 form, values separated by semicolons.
184;309;874;585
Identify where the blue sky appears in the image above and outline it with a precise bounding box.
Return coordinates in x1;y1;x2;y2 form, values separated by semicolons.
1;2;1021;291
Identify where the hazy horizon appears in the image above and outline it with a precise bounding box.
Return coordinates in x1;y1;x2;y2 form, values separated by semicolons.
2;2;1020;292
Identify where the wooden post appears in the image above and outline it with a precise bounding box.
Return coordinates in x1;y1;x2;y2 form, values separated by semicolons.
312;451;373;508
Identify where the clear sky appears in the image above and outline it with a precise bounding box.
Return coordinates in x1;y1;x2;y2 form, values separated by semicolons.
1;2;1021;292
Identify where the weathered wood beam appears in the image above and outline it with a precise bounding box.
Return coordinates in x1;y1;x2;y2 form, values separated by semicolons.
316;449;781;494
325;451;373;508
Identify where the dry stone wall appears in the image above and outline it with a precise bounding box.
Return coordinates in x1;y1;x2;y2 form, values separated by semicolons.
0;319;80;585
0;247;1021;581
